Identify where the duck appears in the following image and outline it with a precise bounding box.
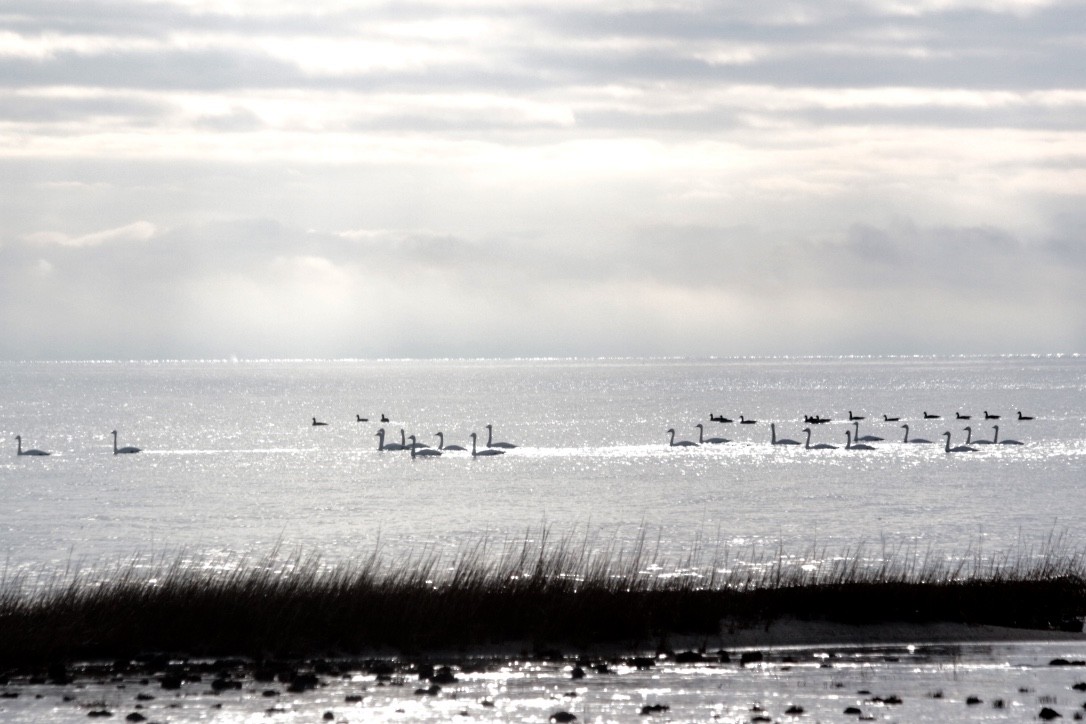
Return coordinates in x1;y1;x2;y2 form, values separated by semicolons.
409;436;442;458
739;415;757;424
434;432;467;452
667;428;699;447
770;423;800;445
15;435;50;456
1017;411;1034;421
848;411;864;421
312;417;328;426
695;423;729;444
955;412;971;420
485;424;517;449
356;414;369;422
380;414;390;423
111;430;141;455
375;428;407;451
852;420;884;442
709;414;733;423
470;432;505;457
942;431;976;453
993;425;1024;445
844;430;876;451
924;411;941;419
802;428;837;450
882;414;901;422
900;424;931;444
984;411;1000;420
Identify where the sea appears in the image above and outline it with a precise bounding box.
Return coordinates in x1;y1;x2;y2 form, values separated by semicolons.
1;355;1084;722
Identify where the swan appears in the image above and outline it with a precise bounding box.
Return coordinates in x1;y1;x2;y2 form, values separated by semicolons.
409;435;442;458
852;421;884;442
984;411;1000;420
802;428;837;450
1017;411;1034;421
883;414;900;422
15;436;50;456
993;425;1023;445
401;428;430;448
434;432;467;452
770;423;799;445
695;423;729;444
848;411;864;421
485;424;517;449
962;426;993;445
942;431;976;453
955;412;971;420
667;428;699;447
356;414;369;422
375;428;408;451
111;430;141;455
924;411;941;419
844;430;876;451
900;424;931;444
312;417;328;426
470;432;504;457
739;415;757;424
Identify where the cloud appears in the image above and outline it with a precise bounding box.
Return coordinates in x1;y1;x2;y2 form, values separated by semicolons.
22;221;157;248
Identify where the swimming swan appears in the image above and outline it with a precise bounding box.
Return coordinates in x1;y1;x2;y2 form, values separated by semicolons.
770;423;800;445
852;421;884;442
695;423;729;444
15;436;50;456
993;425;1023;445
844;430;876;451
434;432;467;452
667;428;699;447
409;435;442;458
470;432;505;456
375;428;407;451
962;426;993;445
111;430;141;454
942;431;976;453
900;424;931;444
485;424;517;449
802;428;837;450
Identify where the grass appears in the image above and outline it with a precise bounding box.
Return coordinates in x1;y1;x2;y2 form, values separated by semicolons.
0;529;1083;667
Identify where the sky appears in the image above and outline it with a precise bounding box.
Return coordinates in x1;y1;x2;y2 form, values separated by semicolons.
1;0;1084;359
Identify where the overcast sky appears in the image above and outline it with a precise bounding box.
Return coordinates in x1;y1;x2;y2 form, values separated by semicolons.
1;0;1084;359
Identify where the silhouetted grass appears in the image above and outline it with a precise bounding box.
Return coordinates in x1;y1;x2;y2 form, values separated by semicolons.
0;530;1083;667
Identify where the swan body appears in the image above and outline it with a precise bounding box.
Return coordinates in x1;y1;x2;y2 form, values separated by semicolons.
900;424;931;444
409;435;442;458
942;431;976;453
848;411;864;421
111;430;141;454
667;428;698;447
470;432;504;456
434;432;467;452
962;426;993;445
15;436;50;456
883;414;900;422
312;417;328;426
1017;411;1034;421
993;425;1023;445
924;412;940;419
770;423;799;445
739;415;757;424
845;431;876;450
375;428;408;451
984;411;1000;420
485;424;517;449
803;428;836;450
695;423;729;444
852;421;883;442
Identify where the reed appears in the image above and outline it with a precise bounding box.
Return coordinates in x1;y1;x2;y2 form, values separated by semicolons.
0;530;1083;667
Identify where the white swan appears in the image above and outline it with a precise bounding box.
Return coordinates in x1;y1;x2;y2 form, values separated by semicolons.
802;428;836;450
484;424;517;449
434;432;467;452
942;431;976;453
770;423;799;445
470;432;505;457
695;423;729;444
852;421;884;442
409;435;442;458
375;428;407;451
900;424;931;444
15;435;50;456
993;425;1023;445
111;430;141;455
962;426;993;445
844;430;875;451
667;428;699;447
